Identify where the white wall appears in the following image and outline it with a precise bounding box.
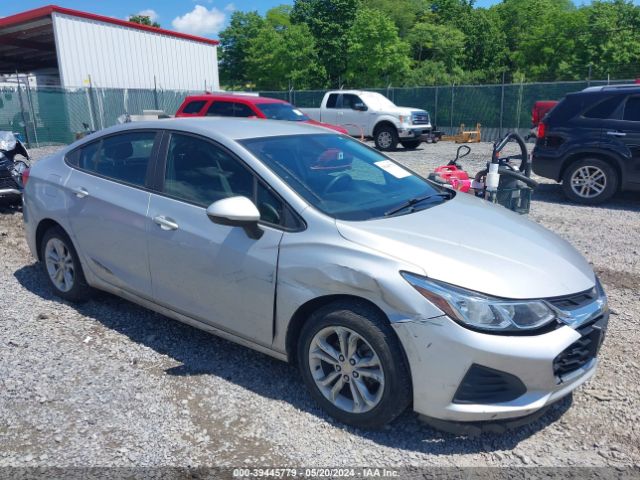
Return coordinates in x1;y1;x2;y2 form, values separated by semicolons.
52;12;219;91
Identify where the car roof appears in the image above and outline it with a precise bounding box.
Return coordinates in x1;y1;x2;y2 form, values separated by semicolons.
581;84;640;94
183;93;288;105
332;90;379;96
79;117;332;143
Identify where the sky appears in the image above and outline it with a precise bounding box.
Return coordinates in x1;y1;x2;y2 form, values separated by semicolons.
1;1;638;39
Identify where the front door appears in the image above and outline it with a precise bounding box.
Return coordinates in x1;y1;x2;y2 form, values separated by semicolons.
146;132;284;345
65;130;159;297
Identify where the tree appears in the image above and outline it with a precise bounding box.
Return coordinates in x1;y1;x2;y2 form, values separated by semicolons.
365;0;430;37
291;0;359;86
345;9;410;87
493;0;579;80
408;22;466;71
218;11;265;88
128;15;160;28
576;0;640;80
246;20;327;90
266;4;293;31
461;8;507;82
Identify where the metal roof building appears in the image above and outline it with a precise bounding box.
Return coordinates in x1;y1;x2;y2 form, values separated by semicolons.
0;5;220;90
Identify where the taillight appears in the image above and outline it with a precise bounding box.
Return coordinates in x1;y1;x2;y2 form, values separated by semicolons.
537;122;546;139
21;168;30;186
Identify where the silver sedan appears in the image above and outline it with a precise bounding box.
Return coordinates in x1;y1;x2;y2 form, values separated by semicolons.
22;118;608;430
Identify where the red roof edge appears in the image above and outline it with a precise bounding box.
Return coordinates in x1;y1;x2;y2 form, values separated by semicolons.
0;4;219;46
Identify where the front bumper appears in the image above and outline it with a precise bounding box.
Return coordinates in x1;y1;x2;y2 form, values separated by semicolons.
398;127;432;140
392;313;607;423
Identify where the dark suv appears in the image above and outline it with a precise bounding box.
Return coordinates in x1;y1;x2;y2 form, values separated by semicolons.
532;85;640;204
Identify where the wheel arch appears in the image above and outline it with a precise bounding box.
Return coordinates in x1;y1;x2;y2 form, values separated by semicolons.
372;120;397;137
35;218;66;261
285;294;396;365
560;151;623;189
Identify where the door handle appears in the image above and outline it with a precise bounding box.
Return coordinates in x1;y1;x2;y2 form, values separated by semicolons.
153;215;179;231
71;187;89;198
606;131;626;137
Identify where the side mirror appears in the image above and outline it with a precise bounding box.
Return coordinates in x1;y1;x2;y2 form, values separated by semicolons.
206;196;263;240
354;103;367;111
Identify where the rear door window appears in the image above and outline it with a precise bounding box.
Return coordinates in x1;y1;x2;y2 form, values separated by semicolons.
207;101;235;117
75;131;157;187
623;96;640;122
326;94;339;109
233;103;256;117
181;100;206;114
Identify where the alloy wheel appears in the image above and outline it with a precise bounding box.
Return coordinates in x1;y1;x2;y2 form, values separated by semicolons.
44;238;75;293
308;326;385;414
570;166;607;199
377;131;393;149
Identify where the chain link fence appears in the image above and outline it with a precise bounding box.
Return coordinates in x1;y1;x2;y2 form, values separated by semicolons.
0;79;634;147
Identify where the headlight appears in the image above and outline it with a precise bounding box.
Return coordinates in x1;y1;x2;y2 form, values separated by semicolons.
398;115;412;126
401;272;556;332
0;132;17;151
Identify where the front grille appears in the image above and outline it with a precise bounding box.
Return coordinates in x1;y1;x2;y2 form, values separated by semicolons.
412;112;430;125
548;288;598;310
0;176;18;190
453;364;526;404
553;317;606;378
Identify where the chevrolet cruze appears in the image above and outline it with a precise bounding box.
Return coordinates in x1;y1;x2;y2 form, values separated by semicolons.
23;118;608;430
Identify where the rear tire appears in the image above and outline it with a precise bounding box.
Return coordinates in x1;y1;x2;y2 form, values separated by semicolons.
40;226;92;302
401;140;421;150
561;158;618;205
374;125;398;151
298;301;412;429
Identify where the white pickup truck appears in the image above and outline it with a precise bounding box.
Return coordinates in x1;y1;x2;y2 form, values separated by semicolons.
304;90;433;151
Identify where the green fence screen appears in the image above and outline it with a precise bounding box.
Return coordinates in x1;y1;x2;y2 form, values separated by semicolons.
0;79;632;147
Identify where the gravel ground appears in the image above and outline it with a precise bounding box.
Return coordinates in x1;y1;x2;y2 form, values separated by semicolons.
0;142;639;469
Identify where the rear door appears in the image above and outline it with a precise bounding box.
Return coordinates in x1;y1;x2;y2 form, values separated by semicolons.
599;94;640;184
320;93;340;126
145;131;289;344
65;130;160;297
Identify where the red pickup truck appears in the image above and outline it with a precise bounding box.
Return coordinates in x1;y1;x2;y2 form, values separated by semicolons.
176;94;348;134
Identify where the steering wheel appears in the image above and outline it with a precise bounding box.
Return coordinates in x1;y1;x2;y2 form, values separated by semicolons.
323;173;351;194
259;202;280;225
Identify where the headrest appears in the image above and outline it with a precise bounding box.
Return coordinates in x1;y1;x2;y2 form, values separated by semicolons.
104;141;133;160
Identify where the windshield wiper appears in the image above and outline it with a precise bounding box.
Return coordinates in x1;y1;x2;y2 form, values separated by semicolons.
384;192;453;217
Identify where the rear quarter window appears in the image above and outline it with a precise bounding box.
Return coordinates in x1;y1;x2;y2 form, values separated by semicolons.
181;100;206;114
583;95;624;119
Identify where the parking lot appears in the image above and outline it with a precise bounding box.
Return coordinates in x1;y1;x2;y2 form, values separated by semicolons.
0;141;638;467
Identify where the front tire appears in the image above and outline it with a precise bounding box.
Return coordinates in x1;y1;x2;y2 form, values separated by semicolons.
561;158;618;205
298;301;412;429
401;140;421;150
374;125;399;151
40;226;92;302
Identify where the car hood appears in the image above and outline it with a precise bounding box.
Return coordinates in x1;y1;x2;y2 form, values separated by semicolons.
335;193;595;299
303;119;349;134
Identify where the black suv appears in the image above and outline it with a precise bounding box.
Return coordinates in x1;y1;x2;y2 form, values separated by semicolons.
532;85;640;204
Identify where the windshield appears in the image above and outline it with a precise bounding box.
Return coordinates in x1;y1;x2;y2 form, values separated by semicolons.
257;103;310;121
241;134;450;221
360;92;397;110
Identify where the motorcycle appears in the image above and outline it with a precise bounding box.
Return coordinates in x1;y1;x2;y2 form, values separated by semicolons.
0;131;30;204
